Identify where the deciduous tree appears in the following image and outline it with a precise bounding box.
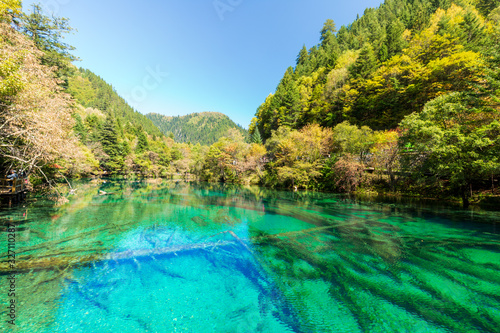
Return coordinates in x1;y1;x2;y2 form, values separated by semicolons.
0;22;82;181
398;92;500;207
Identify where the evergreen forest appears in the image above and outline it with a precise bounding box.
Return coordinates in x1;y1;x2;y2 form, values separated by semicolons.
146;112;248;146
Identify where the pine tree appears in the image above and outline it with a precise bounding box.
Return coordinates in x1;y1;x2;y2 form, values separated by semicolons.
459;10;485;51
136;130;149;153
477;0;500;16
378;43;389;62
100;116;125;173
296;45;309;66
18;4;78;85
385;19;406;59
274;67;300;128
320;19;337;46
100;117;120;157
319;19;339;69
252;127;263;144
73;114;87;143
349;43;377;79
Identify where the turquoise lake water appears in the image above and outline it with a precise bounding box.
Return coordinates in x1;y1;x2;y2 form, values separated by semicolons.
0;180;499;332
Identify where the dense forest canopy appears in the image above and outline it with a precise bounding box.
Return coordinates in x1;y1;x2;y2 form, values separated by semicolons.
250;0;500;139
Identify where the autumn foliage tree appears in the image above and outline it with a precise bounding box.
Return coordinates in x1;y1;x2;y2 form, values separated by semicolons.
332;154;365;193
0;22;83;181
265;124;333;189
200;129;266;184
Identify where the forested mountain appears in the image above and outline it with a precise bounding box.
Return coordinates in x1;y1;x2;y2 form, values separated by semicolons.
65;67;187;176
250;0;500;139
147;112;248;145
68;69;164;138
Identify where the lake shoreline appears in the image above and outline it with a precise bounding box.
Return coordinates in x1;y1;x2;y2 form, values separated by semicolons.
9;176;499;215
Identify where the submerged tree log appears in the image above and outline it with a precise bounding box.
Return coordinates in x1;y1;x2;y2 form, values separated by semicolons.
1;226;335;274
0;240;236;273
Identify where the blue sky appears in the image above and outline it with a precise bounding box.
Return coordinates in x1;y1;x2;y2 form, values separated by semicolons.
23;0;384;128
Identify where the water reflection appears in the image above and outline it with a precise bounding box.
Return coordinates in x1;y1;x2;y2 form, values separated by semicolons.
0;180;499;332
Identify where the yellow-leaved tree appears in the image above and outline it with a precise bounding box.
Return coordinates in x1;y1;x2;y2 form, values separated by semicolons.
0;0;21;23
0;22;87;182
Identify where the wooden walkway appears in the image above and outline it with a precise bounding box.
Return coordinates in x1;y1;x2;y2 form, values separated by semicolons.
0;178;27;204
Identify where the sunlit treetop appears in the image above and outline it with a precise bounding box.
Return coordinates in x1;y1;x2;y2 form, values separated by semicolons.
0;0;21;23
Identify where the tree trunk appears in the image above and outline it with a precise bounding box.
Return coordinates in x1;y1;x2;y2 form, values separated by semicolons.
388;167;395;192
492;173;495;194
461;185;470;209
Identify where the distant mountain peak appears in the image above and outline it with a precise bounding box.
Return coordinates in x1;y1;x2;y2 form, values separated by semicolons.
146;112;247;145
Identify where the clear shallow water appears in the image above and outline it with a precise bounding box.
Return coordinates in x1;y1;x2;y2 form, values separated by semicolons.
0;180;499;332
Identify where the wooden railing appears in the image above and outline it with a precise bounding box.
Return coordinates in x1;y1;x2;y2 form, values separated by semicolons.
0;178;25;195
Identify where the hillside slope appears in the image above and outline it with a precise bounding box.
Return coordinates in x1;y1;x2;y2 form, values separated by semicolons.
251;0;500;139
68;68;164;137
147;112;248;145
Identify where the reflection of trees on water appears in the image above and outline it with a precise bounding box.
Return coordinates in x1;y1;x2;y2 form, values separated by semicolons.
0;180;499;332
